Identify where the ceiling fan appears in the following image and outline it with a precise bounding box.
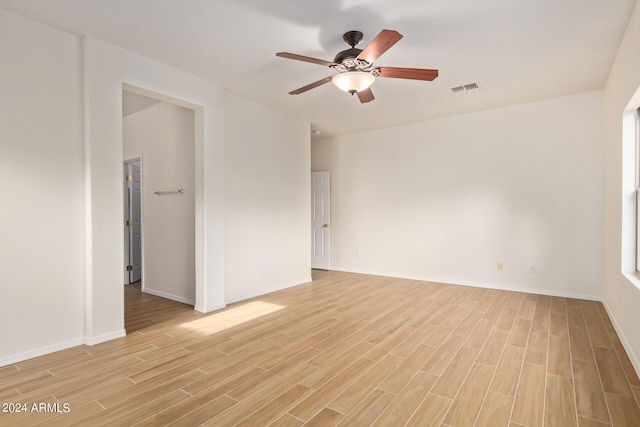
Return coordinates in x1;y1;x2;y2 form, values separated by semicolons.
276;29;438;103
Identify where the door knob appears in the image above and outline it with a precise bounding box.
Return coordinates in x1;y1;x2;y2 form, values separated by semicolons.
323;224;329;227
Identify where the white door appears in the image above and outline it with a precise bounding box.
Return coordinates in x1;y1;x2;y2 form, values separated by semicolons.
311;171;330;269
124;160;142;283
130;162;142;282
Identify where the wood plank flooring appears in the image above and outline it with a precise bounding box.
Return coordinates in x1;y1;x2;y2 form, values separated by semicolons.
1;270;640;426
124;282;193;333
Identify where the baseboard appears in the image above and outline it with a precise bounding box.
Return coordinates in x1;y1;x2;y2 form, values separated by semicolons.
194;303;226;314
601;300;640;380
332;267;602;301
224;276;313;305
84;329;126;346
142;287;195;306
0;337;85;367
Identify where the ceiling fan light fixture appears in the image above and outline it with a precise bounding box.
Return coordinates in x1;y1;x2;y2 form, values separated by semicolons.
332;71;375;94
277;29;438;103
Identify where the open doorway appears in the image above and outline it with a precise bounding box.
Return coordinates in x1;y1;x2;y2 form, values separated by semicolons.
122;88;196;332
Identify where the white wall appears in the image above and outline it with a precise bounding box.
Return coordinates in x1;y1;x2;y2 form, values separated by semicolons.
0;9;85;364
224;92;311;303
312;91;604;300
124;102;196;303
603;1;640;373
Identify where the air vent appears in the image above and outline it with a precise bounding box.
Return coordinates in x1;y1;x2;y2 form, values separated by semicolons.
451;82;481;95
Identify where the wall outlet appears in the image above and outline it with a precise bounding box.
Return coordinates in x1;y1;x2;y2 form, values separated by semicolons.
497;262;504;272
529;266;537;274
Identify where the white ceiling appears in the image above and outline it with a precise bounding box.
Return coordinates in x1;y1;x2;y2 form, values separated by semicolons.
1;0;636;138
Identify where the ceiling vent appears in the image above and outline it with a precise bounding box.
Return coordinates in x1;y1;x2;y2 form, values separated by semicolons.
451;82;481;95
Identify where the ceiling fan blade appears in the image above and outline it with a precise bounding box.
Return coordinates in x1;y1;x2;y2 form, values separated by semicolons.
356;30;403;64
357;88;375;103
276;52;337;67
289;76;333;95
377;66;439;81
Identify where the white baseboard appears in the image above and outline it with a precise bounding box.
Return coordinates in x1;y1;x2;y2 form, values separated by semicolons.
142;287;195;306
194;303;226;314
331;267;602;301
84;329;126;346
601;300;640;381
0;337;85;367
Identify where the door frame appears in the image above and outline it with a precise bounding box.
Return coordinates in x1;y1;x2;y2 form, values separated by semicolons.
123;156;144;286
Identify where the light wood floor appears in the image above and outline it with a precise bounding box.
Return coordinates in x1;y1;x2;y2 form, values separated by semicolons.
1;270;640;426
124;281;193;333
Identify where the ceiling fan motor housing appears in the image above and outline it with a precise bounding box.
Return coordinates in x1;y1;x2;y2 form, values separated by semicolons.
334;30;367;68
333;47;363;65
333;30;379;75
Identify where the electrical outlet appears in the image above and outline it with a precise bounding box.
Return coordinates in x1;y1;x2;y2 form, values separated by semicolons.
530;266;537;274
497;263;504;272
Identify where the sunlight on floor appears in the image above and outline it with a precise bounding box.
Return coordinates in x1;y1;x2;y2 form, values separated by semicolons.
180;300;285;335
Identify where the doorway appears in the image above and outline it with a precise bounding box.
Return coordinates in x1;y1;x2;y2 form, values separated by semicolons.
122;88;197;333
